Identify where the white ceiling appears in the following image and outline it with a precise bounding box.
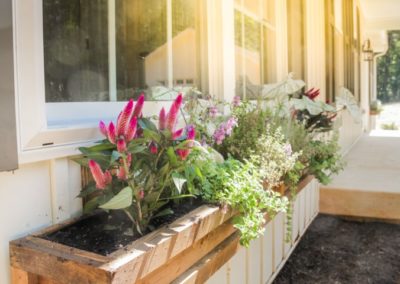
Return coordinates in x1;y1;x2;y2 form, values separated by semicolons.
359;0;400;30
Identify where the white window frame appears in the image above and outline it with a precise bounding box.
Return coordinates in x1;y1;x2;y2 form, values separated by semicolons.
13;0;226;164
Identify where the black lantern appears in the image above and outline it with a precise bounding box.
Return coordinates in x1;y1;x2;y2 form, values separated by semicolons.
362;39;374;61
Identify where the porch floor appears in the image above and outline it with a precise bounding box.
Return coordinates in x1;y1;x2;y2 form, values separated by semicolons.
320;130;400;220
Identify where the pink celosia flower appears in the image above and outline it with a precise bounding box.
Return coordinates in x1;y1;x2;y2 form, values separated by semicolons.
117;99;134;136
149;142;158;154
132;94;145;117
88;160;111;189
125;116;137;142
99;121;108;137
177;125;196;160
138;190;145;200
108;122;116;144
166;94;183;131
173;128;184;140
159;107;167;130
224;117;237;136
117;166;127;180
117;139;127;153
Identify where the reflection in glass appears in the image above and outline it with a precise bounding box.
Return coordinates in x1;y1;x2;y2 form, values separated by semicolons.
43;0;109;102
44;0;203;103
116;0;167;101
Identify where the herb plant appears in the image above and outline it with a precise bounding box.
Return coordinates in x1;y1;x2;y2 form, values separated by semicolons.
199;158;288;247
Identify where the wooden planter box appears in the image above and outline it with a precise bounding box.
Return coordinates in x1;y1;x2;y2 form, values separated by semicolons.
10;176;315;284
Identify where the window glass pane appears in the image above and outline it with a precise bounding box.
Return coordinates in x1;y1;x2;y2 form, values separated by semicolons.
116;0;167;101
244;14;262;98
287;0;305;80
43;0;109;102
235;10;245;98
172;0;201;94
44;0;203;103
263;0;275;24
263;26;277;84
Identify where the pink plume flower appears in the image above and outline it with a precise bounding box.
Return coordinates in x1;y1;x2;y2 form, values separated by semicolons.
126;116;137;142
159;107;167;130
99;121;108;137
149;142;158;154
126;153;132;167
177;125;196;160
117;139;127;153
166;94;183;131
132;94;145;117
117;166;127;180
108;122;116;144
138;190;145;200
173;128;184;140
88;160;110;190
305;88;320;100
117;99;134;137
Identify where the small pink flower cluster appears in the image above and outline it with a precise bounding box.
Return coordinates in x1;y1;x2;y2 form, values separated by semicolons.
213;117;237;145
283;143;292;157
208;106;219;118
232;96;241;107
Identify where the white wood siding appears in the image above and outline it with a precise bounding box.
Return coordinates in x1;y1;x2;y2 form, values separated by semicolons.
206;179;320;284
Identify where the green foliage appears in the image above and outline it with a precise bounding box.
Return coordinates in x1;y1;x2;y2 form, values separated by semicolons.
377;31;400;103
381;122;398;130
199;158;288;247
307;134;345;185
218;101;268;160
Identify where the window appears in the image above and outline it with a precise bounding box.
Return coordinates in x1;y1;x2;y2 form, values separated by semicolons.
343;0;357;98
43;0;206;103
287;0;305;81
325;0;336;102
234;0;276;99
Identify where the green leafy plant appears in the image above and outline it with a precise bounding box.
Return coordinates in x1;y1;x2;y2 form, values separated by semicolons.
381;122;398;130
199;158;288;247
307;133;345;185
75;94;203;235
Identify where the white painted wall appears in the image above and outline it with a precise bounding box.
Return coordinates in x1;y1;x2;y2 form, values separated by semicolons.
0;159;82;284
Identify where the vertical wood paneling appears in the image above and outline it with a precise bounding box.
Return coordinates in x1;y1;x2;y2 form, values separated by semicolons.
273;212;284;271
298;189;306;234
283;213;291;257
247;238;262;284
263;222;274;283
315;180;320;214
305;183;311;224
291;194;300;243
228;247;246;284
309;180;316;219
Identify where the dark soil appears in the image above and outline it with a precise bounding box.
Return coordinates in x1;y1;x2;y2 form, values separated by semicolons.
42;200;206;256
274;214;400;284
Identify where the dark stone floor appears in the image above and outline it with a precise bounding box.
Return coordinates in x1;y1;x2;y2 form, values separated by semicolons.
274;214;400;284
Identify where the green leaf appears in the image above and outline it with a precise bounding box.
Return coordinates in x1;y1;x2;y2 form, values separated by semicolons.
72;157;90;167
83;196;101;214
159;194;194;201
99;187;133;210
153;208;174;218
110;151;122;164
172;173;187;194
143;129;161;143
77;184;97;198
138;117;158;132
86;142;115;152
167;147;178;167
127;144;148;154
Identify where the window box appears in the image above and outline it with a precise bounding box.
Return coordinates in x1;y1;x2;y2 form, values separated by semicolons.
10;176;315;284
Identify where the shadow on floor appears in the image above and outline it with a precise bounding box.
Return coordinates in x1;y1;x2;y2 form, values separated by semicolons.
274;214;400;284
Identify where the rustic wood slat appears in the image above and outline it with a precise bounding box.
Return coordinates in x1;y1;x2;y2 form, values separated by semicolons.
11;267;39;284
172;233;241;284
136;222;236;284
320;187;400;221
102;205;234;283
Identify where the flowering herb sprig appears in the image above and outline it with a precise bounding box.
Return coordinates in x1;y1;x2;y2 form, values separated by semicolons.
76;94;202;235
